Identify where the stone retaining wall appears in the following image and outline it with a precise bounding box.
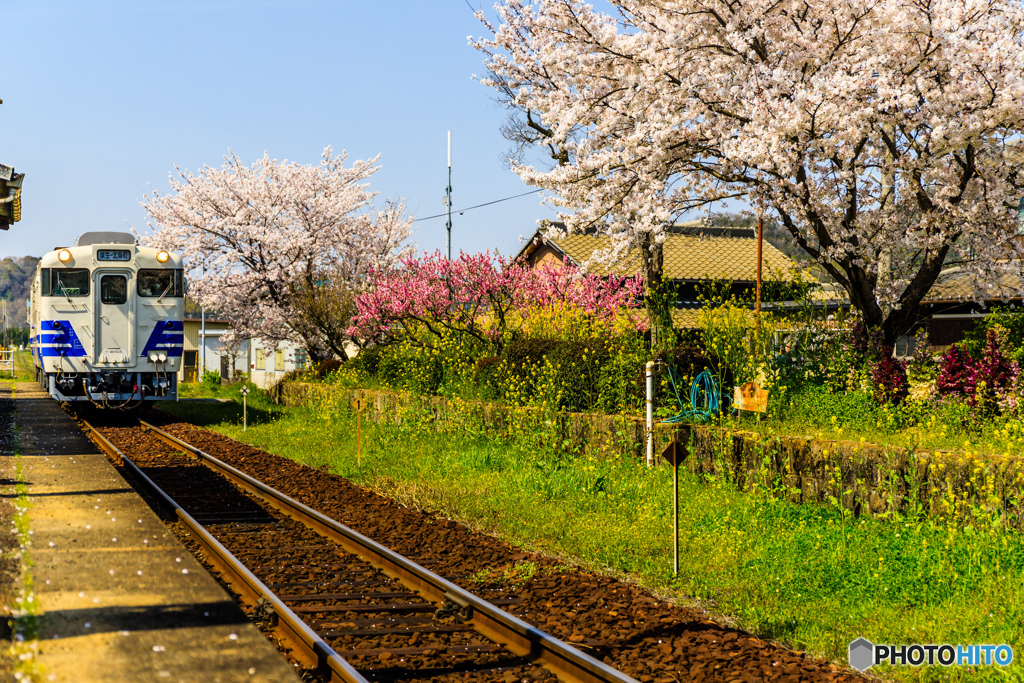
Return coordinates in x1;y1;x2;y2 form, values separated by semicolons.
276;382;1024;528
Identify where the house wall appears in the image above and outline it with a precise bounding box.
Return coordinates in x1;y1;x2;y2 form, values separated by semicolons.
248;339;309;389
181;319;249;382
526;244;565;270
918;301;1020;351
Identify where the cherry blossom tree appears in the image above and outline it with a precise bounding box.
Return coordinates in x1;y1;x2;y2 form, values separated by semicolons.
140;148;412;362
347;251;644;349
473;0;1024;345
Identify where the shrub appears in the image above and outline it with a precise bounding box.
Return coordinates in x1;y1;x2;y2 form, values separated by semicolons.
906;328;936;382
975;328;1017;416
936;343;975;397
314;358;344;379
976;328;1015;392
201;369;221;387
963;305;1024;363
849;320;885;363
783;384;880;429
487;337;616;412
869;354;909;405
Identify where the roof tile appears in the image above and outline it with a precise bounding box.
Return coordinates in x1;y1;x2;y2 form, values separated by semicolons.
551;232;799;281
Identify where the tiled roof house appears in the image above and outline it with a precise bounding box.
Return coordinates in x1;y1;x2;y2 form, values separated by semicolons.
514;223;823;327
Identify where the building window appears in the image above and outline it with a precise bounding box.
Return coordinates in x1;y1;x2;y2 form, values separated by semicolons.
255;349;265;370
275;349;285;371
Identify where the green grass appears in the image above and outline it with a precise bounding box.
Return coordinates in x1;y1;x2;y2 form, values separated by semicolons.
8;350;34;382
160;386;1024;682
674;382;1024;462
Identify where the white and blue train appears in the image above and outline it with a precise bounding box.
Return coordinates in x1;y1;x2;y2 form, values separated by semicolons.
29;232;184;407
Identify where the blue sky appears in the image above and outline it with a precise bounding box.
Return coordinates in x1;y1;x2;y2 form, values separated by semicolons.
0;1;553;260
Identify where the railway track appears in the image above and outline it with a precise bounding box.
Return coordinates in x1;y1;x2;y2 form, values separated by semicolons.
79;416;638;683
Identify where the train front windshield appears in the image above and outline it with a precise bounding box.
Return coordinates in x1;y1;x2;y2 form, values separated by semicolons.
136;269;185;298
41;268;91;297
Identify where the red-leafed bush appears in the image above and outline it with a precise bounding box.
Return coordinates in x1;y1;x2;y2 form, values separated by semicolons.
870;353;909;405
936;344;977;397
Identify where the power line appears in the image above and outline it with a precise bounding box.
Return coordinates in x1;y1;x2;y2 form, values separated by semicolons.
413;189;543;222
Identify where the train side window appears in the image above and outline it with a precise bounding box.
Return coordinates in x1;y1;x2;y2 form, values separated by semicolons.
137;269;184;298
100;275;128;305
43;268;91;297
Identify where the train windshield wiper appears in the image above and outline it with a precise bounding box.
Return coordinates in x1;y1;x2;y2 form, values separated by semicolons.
156;279;174;303
57;281;72;304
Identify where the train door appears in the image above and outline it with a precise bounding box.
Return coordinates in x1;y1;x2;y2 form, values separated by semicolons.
95;271;135;365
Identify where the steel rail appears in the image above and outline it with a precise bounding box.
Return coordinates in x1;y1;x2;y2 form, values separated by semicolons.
79;419;369;683
138;419;639;683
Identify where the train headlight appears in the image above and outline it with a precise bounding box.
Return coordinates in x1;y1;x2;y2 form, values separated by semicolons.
156;250;170;263
57;249;72;263
149;352;159;362
158;352;167;362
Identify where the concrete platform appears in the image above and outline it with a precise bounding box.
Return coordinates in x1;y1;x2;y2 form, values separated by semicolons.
3;382;301;683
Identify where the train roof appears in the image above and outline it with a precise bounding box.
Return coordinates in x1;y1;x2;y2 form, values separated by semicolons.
75;232;137;247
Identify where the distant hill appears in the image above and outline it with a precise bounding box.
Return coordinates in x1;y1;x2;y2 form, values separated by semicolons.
0;256;39;328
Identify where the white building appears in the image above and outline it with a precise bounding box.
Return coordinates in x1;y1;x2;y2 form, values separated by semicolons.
180;317;308;387
182;317;249;382
248;338;308;389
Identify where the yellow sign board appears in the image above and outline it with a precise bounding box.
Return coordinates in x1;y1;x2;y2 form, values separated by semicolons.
733;382;768;413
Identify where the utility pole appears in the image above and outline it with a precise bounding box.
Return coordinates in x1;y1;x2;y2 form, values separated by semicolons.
445;131;452;260
201;304;206;375
755;214;763;321
200;261;207;376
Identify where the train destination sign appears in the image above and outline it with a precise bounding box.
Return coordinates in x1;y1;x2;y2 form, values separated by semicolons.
98;249;132;261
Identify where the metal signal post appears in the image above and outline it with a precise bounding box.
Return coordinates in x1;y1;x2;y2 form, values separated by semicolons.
662;440;687;577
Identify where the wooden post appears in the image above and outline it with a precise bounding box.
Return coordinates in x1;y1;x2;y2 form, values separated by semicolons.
353;398;365;466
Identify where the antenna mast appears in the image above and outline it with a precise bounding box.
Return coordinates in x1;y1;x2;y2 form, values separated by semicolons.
445;131;452;260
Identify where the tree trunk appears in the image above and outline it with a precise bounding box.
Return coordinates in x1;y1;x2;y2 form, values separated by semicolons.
639;232;670;353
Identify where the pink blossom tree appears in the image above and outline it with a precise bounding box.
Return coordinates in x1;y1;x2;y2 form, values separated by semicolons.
140;147;412;361
347;251;644;349
473;0;1024;345
521;262;644;323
